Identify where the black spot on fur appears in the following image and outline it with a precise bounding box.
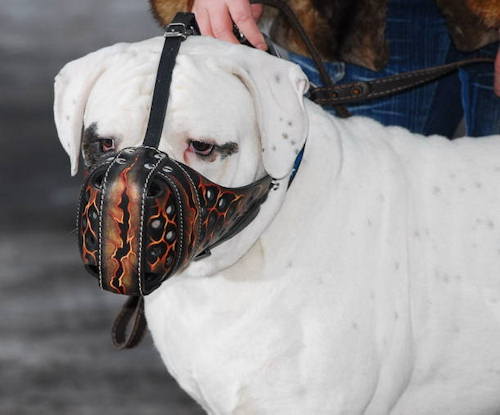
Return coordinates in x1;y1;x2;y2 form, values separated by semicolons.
217;141;239;159
82;122;117;167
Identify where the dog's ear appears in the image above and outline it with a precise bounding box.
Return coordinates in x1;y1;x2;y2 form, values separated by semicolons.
226;50;309;179
54;43;127;175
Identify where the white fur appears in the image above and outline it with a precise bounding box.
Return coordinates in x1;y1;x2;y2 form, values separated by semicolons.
55;36;500;414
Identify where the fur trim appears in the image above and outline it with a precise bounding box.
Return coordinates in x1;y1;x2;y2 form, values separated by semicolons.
270;0;388;71
467;0;500;28
149;0;192;27
437;0;499;51
148;0;498;71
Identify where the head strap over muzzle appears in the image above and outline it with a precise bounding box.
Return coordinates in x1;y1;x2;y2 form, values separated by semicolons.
78;13;273;296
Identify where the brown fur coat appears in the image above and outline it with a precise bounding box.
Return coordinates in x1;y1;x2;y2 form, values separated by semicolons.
150;0;499;71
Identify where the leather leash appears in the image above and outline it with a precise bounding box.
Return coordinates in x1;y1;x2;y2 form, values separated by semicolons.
252;0;494;111
308;57;494;106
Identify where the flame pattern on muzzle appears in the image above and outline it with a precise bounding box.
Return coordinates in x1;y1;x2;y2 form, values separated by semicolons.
78;146;272;296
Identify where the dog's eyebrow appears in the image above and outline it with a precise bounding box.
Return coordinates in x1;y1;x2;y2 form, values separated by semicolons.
216;142;239;159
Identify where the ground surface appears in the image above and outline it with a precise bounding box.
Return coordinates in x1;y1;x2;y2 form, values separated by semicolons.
0;1;204;414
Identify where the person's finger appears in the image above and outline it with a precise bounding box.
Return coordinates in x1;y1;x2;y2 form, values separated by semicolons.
209;2;240;44
250;3;264;21
228;0;267;50
193;6;214;37
494;45;500;97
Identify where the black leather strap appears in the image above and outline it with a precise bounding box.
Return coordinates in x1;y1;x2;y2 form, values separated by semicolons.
309;57;495;106
111;296;147;349
143;13;200;148
112;13;201;351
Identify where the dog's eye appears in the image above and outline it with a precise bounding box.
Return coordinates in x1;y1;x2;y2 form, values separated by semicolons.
82;136;116;167
189;140;215;156
100;138;115;152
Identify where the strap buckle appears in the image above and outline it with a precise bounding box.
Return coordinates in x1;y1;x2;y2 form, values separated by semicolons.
164;22;196;40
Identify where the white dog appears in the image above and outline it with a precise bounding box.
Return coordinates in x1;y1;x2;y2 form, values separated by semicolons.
54;36;500;414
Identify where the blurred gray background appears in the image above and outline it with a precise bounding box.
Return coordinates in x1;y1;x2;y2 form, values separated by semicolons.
0;1;203;413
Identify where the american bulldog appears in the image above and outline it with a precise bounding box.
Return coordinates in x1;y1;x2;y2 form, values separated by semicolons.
54;36;500;414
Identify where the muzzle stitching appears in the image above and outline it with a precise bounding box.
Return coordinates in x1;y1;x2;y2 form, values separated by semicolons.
137;154;165;297
170;159;202;253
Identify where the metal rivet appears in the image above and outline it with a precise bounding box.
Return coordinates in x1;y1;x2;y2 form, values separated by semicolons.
151;219;162;229
145;163;155;169
166;205;174;216
162;166;173;174
166;230;175;242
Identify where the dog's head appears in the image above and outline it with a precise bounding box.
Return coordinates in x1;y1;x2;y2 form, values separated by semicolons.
54;36;309;287
55;36;308;182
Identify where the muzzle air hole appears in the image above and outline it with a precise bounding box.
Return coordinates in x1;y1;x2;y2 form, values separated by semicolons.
147;245;164;262
227;204;237;217
217;197;227;210
85;233;97;249
147;180;163;198
84;264;99;279
92;172;105;189
89;208;98;221
166;230;176;242
150;218;163;230
206;188;215;201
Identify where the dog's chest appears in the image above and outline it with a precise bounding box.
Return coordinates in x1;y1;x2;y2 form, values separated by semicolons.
145;127;500;414
145;274;315;413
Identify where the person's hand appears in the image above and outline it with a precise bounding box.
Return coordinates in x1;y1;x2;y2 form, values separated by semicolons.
192;0;266;50
495;45;500;97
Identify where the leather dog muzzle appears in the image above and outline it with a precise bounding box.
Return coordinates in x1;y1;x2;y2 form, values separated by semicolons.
78;146;272;296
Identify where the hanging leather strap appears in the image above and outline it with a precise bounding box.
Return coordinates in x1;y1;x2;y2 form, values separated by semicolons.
111;296;147;349
309;57;495;106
